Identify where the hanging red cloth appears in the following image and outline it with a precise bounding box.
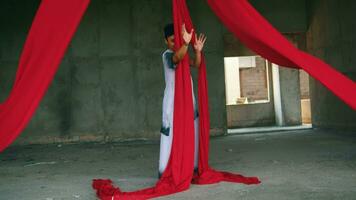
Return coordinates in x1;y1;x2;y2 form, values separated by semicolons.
207;0;356;110
92;0;260;199
0;0;90;152
2;0;353;199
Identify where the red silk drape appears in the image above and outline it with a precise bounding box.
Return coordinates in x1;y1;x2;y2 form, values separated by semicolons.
92;0;260;199
207;0;356;110
0;0;90;152
0;0;354;199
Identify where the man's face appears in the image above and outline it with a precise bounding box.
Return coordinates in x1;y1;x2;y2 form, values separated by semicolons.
165;35;175;50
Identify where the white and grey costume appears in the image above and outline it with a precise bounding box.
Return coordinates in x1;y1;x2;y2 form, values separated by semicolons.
159;49;199;174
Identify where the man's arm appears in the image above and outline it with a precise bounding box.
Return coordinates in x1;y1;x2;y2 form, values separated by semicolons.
190;50;202;68
173;24;193;64
173;43;189;64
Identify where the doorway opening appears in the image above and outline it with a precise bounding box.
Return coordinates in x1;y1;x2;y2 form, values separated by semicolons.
223;33;312;133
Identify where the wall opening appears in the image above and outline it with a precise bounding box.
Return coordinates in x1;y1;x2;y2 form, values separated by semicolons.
223;32;312;130
224;56;270;105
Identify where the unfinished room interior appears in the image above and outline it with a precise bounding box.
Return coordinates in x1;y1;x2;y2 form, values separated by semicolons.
0;0;355;199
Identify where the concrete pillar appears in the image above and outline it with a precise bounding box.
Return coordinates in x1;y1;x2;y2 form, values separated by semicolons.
306;0;356;130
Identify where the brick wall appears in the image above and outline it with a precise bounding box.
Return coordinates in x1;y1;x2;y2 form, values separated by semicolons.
239;57;269;102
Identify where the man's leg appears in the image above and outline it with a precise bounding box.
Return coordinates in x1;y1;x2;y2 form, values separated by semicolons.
158;126;173;177
194;117;199;170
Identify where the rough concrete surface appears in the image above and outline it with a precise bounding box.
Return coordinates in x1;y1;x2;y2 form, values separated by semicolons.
0;0;310;144
1;129;356;200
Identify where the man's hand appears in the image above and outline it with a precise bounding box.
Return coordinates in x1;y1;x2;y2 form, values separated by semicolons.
194;33;207;52
182;24;193;45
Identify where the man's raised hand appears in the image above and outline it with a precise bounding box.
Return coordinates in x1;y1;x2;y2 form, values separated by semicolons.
182;24;193;45
194;33;207;52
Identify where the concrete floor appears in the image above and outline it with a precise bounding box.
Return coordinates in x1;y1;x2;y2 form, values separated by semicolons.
1;129;356;200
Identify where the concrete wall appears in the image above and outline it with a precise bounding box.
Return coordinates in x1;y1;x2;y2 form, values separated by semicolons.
306;0;356;130
0;0;227;145
0;0;310;145
250;0;307;33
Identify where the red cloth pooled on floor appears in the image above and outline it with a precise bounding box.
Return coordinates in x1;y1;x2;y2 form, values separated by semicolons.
6;0;354;199
0;0;90;152
206;0;356;110
92;0;260;199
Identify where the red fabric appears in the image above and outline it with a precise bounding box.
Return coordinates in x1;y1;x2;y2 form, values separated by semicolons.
0;0;90;152
92;0;260;199
2;0;353;199
6;0;353;199
207;0;356;110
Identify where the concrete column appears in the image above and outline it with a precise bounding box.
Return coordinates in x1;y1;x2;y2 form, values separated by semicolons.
272;64;284;126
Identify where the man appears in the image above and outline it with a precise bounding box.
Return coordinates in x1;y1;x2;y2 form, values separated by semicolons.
159;23;207;178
